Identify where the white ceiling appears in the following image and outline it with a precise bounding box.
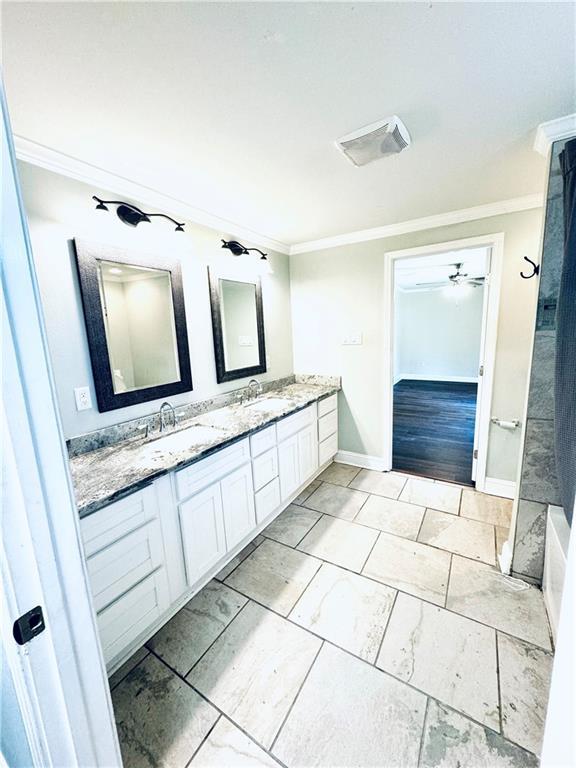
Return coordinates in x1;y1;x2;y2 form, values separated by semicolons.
2;2;574;247
395;247;488;290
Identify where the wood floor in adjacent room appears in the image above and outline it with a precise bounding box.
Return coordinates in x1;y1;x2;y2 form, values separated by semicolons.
393;379;478;485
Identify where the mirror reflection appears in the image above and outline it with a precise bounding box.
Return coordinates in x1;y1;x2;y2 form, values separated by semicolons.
219;279;259;371
98;259;180;394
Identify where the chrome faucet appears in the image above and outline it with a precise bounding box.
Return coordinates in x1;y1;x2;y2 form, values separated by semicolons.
248;379;263;399
159;401;176;432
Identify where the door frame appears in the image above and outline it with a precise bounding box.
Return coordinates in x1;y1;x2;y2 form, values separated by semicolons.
382;233;504;491
2;85;121;765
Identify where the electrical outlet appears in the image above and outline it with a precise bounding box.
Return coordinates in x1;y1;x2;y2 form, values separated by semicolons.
342;332;363;346
74;386;92;411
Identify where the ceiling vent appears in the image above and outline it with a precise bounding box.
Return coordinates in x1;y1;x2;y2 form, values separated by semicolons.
336;115;411;167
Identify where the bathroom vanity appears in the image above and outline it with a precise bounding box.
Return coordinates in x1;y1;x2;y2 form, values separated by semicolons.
71;383;339;674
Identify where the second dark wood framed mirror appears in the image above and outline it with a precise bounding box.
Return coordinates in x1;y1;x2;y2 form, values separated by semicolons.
208;268;266;383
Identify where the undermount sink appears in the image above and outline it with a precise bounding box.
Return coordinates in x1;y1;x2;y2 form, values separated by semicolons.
141;425;225;456
244;397;293;412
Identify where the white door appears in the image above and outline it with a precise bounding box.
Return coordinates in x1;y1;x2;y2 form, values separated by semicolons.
179;483;227;585
298;424;319;484
471;250;492;482
278;434;300;501
221;463;256;550
1;86;121;765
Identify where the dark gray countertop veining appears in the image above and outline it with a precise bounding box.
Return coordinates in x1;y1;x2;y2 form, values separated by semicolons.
70;382;339;518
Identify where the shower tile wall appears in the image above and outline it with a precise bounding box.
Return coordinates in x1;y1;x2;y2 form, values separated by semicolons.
511;139;569;584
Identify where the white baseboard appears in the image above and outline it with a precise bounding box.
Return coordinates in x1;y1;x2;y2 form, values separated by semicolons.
483;477;516;499
498;540;513;574
335;450;387;472
396;374;478;384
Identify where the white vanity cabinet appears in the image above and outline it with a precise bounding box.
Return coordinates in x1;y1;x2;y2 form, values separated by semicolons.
80;484;171;666
80;392;338;674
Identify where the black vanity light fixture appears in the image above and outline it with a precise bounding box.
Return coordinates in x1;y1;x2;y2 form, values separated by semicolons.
221;239;272;273
92;196;185;232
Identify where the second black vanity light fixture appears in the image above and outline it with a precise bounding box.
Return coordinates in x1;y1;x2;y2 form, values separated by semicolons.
221;239;273;273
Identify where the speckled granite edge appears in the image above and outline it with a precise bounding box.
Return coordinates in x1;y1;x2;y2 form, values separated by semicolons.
71;381;340;518
295;374;341;387
67;375;296;457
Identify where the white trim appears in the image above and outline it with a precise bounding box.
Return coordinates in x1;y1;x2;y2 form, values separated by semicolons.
396;374;478;384
534;114;576;156
335;450;387;472
483;477;516;500
13;135;291;256
290;195;542;255
382;234;504;492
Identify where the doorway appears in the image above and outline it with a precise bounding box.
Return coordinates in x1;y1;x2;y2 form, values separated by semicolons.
382;235;504;491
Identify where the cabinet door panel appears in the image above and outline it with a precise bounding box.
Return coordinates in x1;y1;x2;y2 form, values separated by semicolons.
179;483;226;586
298;424;319;485
221;463;256;551
278;434;300;502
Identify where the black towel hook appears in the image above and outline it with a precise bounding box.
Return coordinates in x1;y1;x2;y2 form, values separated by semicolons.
520;256;540;279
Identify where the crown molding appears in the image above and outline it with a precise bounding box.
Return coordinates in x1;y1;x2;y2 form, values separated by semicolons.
13;135;291;255
289;194;543;255
534;114;576;157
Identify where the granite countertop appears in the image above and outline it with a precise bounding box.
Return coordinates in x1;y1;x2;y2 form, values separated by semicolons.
70;382;339;518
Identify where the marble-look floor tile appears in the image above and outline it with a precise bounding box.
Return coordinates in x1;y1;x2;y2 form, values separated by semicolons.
272;643;426;768
292;479;321;506
377;593;499;728
303;482;368;521
189;717;282;767
355;494;425;539
214;536;264;581
147;581;247;676
460;489;513;527
446;556;552;650
108;645;149;690
349;469;407;498
316;461;361;486
289;562;396;662
418;509;496;564
498;633;553;755
297;515;378;572
113;654;218;768
263;503;321;547
363;532;450;605
225;538;321;615
420;700;538;768
400;477;461;514
188;601;321;749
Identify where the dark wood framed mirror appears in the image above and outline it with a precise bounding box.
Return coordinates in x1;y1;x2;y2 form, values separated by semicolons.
73;239;193;412
208;268;267;383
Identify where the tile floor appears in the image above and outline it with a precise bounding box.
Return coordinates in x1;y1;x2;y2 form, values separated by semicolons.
111;464;553;768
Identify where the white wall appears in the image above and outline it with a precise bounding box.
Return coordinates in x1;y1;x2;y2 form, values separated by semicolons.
290;208;542;481
394;286;484;381
19;162;294;439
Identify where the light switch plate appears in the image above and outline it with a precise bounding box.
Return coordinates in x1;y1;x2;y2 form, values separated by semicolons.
342;332;363;346
74;386;92;411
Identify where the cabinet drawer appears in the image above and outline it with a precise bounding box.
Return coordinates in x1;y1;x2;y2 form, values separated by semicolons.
319;432;338;466
318;394;338;418
81;484;158;558
318;410;338;443
252;447;279;492
255;477;281;523
276;404;317;443
97;568;170;666
175;439;250;500
250;425;277;458
86;519;165;613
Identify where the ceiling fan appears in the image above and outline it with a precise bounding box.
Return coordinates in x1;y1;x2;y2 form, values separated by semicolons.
414;262;485;289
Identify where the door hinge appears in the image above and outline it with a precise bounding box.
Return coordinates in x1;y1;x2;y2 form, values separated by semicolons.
473;449;478;459
479;365;484;376
13;606;45;645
